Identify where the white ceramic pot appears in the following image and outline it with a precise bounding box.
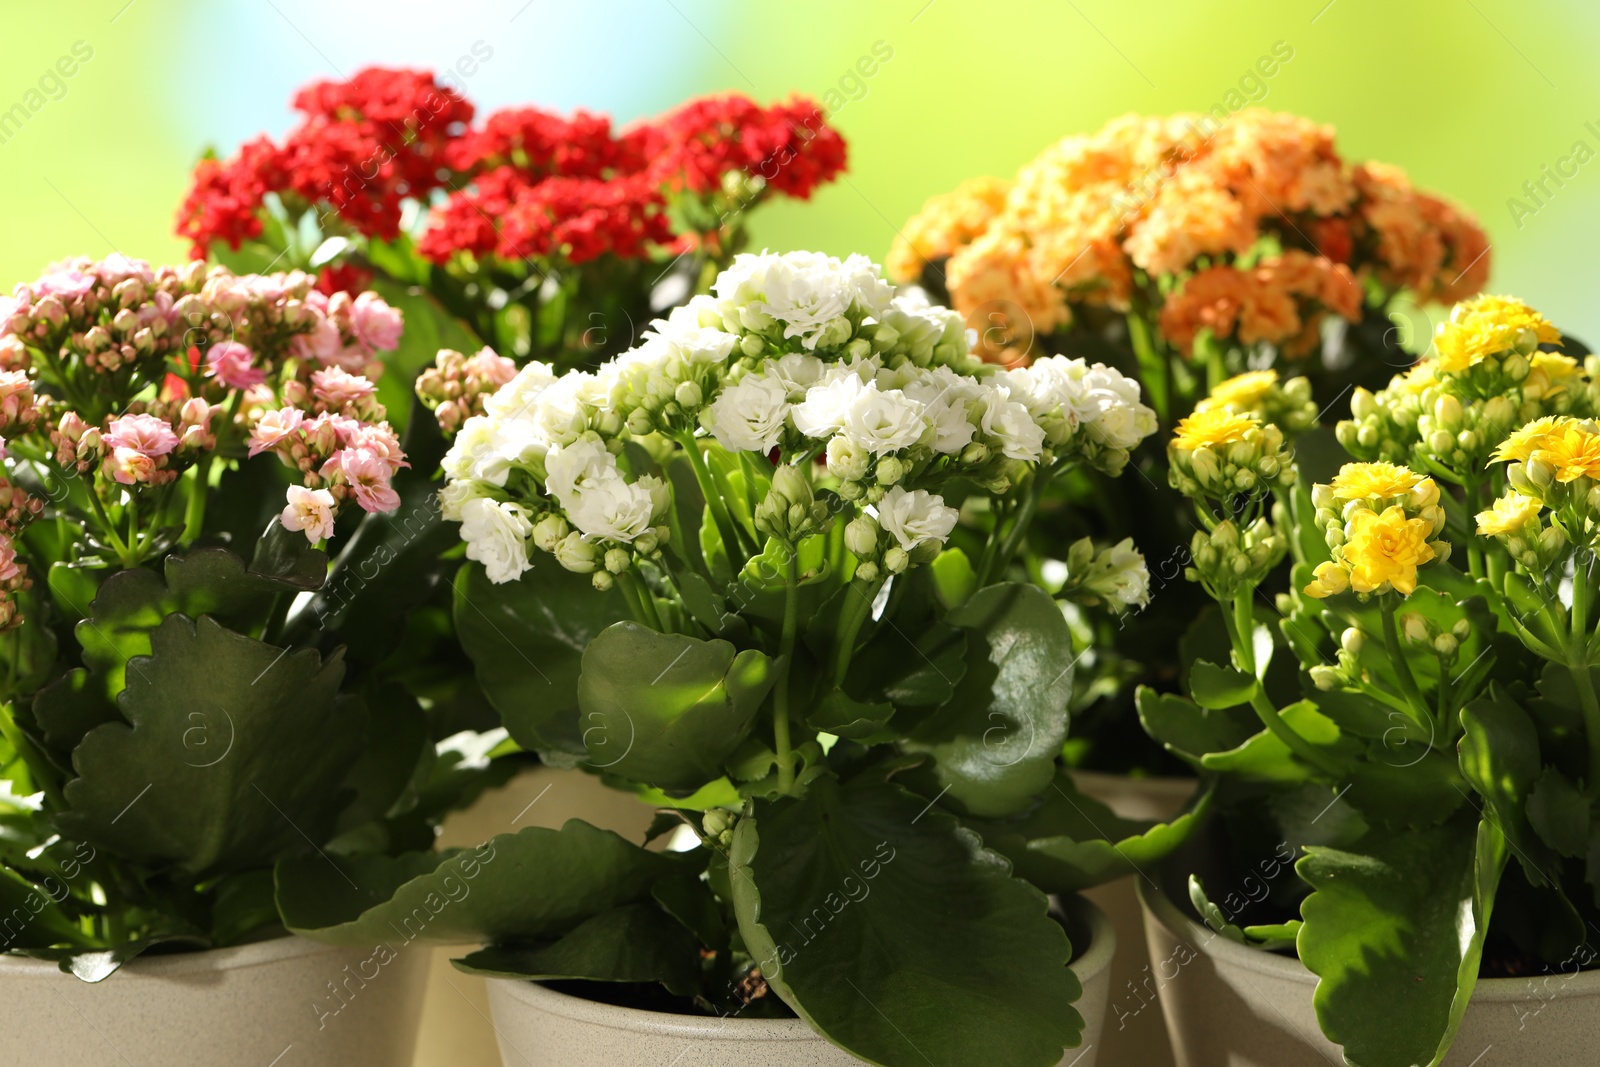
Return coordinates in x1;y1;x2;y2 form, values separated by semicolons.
1139;878;1600;1066
1072;769;1196;1067
0;934;428;1067
484;898;1117;1067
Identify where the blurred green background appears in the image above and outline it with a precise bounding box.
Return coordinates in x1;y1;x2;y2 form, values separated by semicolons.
6;0;1597;336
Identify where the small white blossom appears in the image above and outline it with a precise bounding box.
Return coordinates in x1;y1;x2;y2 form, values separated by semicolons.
876;487;958;552
460;496;534;584
703;374;791;453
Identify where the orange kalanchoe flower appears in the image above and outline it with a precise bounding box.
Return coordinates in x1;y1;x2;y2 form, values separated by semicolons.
893;109;1489;366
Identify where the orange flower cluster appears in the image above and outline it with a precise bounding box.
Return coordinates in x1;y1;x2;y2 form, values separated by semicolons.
890;110;1490;362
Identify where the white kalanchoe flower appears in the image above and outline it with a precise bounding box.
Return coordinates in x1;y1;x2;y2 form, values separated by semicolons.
483;360;558;421
979;386;1047;462
545;436;617;502
876;486;959;553
564;473;664;544
842;384;927;457
459;496;534;584
703;373;791;453
791;368;868;438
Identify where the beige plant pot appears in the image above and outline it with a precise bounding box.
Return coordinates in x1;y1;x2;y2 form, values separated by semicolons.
1072;769;1196;1067
483;898;1117;1067
0;934;428;1067
1139;878;1600;1066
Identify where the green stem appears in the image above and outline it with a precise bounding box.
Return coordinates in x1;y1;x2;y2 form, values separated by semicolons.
1225;593;1341;776
1463;479;1484;580
832;576;881;689
1573;665;1600;801
616;570;663;632
1381;600;1430;720
984;470;1047;586
84;487;133;564
773;548;799;794
182;453;213;544
678;434;747;572
1231;592;1258;675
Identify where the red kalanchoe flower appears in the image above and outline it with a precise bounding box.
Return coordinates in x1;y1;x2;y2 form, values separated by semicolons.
645;94;845;199
446;107;626;180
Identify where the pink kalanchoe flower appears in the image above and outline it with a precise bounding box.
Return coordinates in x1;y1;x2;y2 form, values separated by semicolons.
465;345;517;386
344;422;408;474
323;446;401;513
247;407;305;457
291;310;344;365
108;446;156;485
0;535;19;582
104;413;179;456
311;366;377;408
35;268;94;299
281;484;338;543
350;291;403;352
204;341;266;390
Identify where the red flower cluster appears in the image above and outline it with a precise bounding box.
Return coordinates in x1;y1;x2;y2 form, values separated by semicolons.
642;94;847;199
177;68;473;256
177;68;847;270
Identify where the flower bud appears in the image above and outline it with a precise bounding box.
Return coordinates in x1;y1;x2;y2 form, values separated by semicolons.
1402;613;1429;644
674;381;703;408
1341;628;1365;656
884;546;909;573
845;515;879;557
604;547;631;574
1309;665;1340;691
554;532;597;573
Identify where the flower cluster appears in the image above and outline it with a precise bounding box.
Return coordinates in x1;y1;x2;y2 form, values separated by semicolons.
889;110;1489;363
1194;369;1318;436
1166;407;1295;502
178;67;846;270
438;251;1157;585
415;346;519;433
1303;462;1449;598
0;256;409;595
1055;536;1152;612
1338;295;1587;478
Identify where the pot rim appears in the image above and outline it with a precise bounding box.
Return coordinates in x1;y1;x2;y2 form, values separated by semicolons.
0;933;355;978
1137;877;1600;1000
1069;769;1198;805
492;897;1118;1039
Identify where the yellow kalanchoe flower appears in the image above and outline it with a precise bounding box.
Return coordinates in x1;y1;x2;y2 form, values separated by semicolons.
1170;408;1259;451
1327;461;1425;502
1341;506;1437;596
1492;415;1572;463
1197;370;1279;413
1431;294;1562;373
1532;422;1600;483
1475;492;1542;536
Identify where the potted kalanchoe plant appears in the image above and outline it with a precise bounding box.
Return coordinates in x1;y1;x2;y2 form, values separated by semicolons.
886;108;1493;799
0;254;506;1066
272;250;1213;1067
1136;294;1600;1065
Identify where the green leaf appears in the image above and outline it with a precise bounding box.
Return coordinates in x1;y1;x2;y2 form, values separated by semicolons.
451;902;701;997
276;820;684;945
1341;749;1467;831
1297;817;1507;1067
1199;700;1358;782
59;615;364;878
1134;687;1258;765
844;621;966;710
32;668;118;755
1187;875;1299;952
969;769;1213;892
0;865;91;949
246;523;329;592
902;583;1075;817
453;559;628;764
808;689;895;741
1460;687;1558;887
578;622;773;791
1189;659;1258;709
930;548;977;610
730;777;1082;1066
1527;767;1590;859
